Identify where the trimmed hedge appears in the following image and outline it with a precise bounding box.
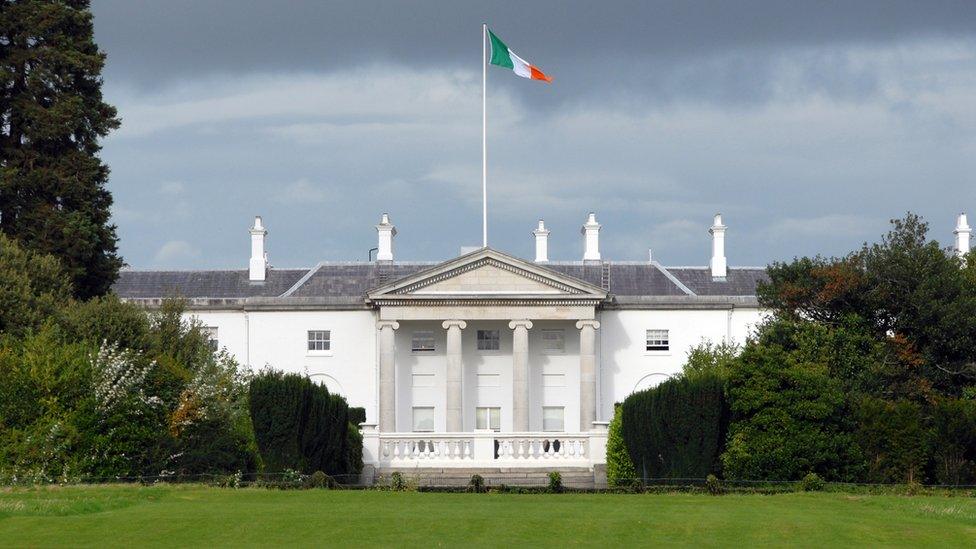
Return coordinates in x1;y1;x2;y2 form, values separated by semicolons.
622;374;728;480
249;370;360;477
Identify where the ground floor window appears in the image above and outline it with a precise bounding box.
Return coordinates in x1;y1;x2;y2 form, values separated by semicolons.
201;326;218;352
412;407;435;432
542;406;565;432
476;407;501;431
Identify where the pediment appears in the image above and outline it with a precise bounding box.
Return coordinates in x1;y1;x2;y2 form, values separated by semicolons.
367;248;607;301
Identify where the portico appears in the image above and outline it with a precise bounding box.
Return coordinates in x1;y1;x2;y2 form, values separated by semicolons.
362;248;610;469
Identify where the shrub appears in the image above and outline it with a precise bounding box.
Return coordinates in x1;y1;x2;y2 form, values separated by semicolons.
0;234;72;337
249;370;360;477
547;471;563;493
856;397;930;484
683;341;740;381
705;474;723;495
930;399;976;485
348;407;367;426
606;404;637;487
390;471;406;491
800;472;825;492
722;320;862;481
468;474;485;493
306;470;332;489
622;373;729;480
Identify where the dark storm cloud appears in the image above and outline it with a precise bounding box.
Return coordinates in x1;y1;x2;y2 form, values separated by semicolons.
90;1;976;268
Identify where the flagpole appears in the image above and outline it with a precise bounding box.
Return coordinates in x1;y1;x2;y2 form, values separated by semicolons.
482;23;488;248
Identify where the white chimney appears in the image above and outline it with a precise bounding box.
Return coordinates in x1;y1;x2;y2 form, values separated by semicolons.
533;219;550;263
581;212;601;262
955;213;971;258
709;213;727;279
249;216;268;282
376;213;396;261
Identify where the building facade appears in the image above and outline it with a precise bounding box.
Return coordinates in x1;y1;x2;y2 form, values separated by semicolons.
112;212;776;483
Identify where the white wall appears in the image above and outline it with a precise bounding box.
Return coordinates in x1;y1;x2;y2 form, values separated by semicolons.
187;309;379;423
187;305;765;433
597;307;763;421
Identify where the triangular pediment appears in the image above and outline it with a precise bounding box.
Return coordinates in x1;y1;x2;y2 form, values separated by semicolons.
367;248;607;301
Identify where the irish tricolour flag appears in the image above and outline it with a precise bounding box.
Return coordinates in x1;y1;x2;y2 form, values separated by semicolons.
488;28;551;83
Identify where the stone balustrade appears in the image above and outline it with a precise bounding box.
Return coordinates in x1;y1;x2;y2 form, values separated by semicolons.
364;426;607;468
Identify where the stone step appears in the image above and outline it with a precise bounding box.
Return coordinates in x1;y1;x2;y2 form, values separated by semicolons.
374;467;597;488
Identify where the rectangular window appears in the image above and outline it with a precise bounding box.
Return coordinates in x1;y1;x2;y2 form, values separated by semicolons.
541;329;565;352
476;407;501;431
412;407;435;432
201;326;218;352
477;329;500;351
542;407;565;432
307;330;331;352
645;329;669;352
411;331;435;352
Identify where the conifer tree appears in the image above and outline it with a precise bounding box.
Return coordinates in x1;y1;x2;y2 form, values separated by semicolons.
1;0;122;298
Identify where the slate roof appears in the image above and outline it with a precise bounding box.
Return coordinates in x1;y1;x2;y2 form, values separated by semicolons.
113;259;767;304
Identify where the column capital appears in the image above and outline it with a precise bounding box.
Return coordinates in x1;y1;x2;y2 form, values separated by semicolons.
441;319;467;330
377;320;400;330
508;319;534;330
575;319;600;330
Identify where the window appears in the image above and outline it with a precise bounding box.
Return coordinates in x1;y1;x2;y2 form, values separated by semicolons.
541;329;565;352
646;329;669;352
201;326;218;352
411;331;435;352
307;330;331;352
477;329;500;351
476;407;501;431
542;407;565;432
412;407;435;432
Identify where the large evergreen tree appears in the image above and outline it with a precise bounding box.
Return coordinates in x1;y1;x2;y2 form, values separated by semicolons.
1;0;121;299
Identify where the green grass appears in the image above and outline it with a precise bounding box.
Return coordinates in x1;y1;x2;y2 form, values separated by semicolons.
1;485;975;547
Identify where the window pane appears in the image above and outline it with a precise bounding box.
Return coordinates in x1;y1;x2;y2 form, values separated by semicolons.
308;330;331;351
489;408;500;430
413;407;435;432
541;329;564;352
476;408;488;430
477;329;500;351
411;330;435;352
645;329;669;351
477;407;501;431
543;407;564;432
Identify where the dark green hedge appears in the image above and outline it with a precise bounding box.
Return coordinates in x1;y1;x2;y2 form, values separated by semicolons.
622;374;729;480
349;407;367;427
249;370;359;476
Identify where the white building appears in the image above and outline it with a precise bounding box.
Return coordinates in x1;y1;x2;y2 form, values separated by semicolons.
115;212;971;486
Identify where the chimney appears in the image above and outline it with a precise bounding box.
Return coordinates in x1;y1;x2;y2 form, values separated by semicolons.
581;212;601;263
533;219;550;263
955;213;971;258
709;213;727;279
249;216;268;282
376;213;396;262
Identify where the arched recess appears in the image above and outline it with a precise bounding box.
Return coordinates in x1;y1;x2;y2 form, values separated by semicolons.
309;373;345;395
632;372;673;393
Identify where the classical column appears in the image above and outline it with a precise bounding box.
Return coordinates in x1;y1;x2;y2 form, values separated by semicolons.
442;320;467;432
509;319;533;432
576;320;601;431
377;320;399;432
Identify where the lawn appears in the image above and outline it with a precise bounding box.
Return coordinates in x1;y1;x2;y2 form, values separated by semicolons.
1;485;975;547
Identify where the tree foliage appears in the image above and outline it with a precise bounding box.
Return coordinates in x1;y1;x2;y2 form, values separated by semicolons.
0;233;72;336
0;0;122;299
622;374;729;480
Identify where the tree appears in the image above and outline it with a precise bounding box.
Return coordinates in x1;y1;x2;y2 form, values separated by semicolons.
0;233;71;336
1;0;122;299
722;319;864;481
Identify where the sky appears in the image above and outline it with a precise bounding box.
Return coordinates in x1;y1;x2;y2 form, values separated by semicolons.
91;0;976;270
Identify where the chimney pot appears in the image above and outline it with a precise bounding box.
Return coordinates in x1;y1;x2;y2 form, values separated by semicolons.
709;213;727;279
249;216;268;282
533;219;550;263
955;212;971;259
376;213;396;262
581;212;601;262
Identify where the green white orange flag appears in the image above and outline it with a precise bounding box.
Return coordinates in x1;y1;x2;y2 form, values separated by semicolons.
488;28;552;83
